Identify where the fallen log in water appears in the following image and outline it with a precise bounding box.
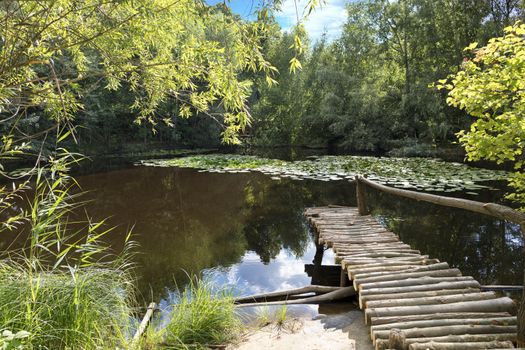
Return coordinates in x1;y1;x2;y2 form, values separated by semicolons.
235;286;356;308
234;285;341;304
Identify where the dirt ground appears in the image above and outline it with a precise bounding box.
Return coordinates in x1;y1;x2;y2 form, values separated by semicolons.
228;310;373;350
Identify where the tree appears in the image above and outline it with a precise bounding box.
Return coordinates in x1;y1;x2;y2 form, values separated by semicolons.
440;22;525;204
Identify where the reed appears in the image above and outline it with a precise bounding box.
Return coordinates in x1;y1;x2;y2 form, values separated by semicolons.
164;277;242;348
0;164;137;349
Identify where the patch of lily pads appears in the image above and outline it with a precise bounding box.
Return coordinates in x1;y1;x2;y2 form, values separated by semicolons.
139;154;508;193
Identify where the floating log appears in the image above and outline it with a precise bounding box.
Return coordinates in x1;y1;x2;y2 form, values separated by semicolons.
361;288;481;308
407;340;515;350
370;312;512;326
375;333;517;350
234;285;341;304
366;291;497;309
355;268;462;289
236;286;356;308
365;297;516;325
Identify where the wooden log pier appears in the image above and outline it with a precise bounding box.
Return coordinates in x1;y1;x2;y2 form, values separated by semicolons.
304;176;525;350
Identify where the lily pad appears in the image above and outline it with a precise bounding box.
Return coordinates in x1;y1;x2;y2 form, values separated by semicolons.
139;154;508;194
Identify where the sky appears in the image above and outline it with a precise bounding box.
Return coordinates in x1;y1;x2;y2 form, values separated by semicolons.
206;0;349;42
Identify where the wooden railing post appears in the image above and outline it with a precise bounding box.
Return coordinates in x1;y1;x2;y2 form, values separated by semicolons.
519;224;525;347
355;175;369;216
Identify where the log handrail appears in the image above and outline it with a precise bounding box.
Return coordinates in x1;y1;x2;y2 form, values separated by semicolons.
355;175;525;229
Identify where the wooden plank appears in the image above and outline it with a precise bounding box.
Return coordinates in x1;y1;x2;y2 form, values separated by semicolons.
355;268;462;289
361;288;481;308
407;341;515;350
373;324;517;343
305;205;519;348
365;297;517;324
370;316;516;341
366;291;498;309
374;334;516;350
359;276;474;291
350;262;449;280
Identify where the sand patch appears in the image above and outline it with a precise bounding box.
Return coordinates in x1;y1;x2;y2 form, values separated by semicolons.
228;317;356;350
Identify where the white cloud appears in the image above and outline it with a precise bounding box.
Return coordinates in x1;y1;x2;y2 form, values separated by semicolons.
276;0;348;42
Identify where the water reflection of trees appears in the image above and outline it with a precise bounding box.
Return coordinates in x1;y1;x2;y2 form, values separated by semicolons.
367;188;524;285
240;178;356;263
9;164;518;300
74;167;355;299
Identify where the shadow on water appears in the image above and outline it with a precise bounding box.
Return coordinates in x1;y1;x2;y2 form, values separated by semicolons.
1;161;523;311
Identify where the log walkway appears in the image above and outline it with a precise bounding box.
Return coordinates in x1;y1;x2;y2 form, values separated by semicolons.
305;206;519;350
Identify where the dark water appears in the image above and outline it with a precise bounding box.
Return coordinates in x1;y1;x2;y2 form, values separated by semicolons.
1;160;523;314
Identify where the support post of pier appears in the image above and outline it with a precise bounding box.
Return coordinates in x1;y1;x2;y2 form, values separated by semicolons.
340;267;350;287
355;175;369;216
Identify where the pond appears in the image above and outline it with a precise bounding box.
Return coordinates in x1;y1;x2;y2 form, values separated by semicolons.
1;153;523;318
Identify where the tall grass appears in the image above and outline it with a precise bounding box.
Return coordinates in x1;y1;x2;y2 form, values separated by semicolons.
0;159;137;349
0;263;134;348
164;277;242;348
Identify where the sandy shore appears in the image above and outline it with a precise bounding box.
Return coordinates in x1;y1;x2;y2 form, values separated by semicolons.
228;310;373;350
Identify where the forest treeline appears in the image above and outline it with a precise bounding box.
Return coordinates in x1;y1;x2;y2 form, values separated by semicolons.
250;0;525;154
9;0;524;156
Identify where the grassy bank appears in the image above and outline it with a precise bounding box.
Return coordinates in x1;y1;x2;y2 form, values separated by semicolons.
0;263;133;349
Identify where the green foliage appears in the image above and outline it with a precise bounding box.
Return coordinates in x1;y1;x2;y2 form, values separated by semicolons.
0;0;283;153
141;154;507;193
163;277;241;348
441;22;525;203
249;0;525;151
